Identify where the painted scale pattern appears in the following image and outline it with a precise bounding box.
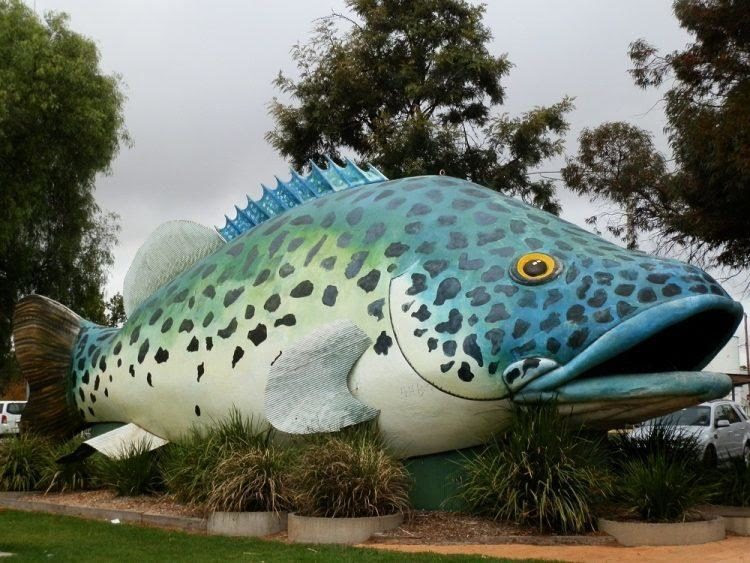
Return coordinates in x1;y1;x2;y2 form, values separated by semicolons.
68;176;729;436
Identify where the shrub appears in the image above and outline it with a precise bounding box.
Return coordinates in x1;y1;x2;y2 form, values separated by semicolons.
617;453;715;521
608;424;703;469
206;446;292;513
289;425;411;518
93;440;163;496
39;436;98;493
710;455;750;507
459;405;611;534
0;434;53;491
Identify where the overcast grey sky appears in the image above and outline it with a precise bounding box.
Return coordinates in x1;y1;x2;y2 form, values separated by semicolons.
29;1;693;298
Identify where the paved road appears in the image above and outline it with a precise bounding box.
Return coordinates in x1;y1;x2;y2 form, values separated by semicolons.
368;536;750;562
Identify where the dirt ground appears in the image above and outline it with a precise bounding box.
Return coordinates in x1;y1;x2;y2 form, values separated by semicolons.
27;490;203;517
368;536;750;562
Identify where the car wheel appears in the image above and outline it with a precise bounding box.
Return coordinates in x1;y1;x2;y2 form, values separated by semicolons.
744;443;750;467
703;445;718;468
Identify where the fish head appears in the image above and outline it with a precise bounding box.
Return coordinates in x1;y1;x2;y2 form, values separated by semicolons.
387;176;742;424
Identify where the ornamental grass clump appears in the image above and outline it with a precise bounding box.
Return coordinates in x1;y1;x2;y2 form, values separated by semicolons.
39;435;98;493
0;433;53;491
459;405;612;534
712;456;750;507
93;440;164;496
289;426;411;518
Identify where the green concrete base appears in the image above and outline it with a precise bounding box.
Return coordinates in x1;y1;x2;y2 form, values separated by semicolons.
404;447;481;510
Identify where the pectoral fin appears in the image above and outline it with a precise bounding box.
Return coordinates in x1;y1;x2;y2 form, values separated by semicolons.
264;320;379;434
58;423;169;462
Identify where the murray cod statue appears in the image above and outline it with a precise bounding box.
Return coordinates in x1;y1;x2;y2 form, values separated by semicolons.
13;159;743;458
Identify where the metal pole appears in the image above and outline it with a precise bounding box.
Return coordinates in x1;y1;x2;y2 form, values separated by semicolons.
745;313;750;412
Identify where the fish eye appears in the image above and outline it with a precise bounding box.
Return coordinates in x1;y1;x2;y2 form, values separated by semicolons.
511;253;561;285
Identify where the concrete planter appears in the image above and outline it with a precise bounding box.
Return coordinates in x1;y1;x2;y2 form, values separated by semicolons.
207;511;287;537
698;505;750;535
288;512;404;544
598;516;725;546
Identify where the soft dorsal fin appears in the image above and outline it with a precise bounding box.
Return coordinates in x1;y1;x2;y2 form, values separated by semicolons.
217;157;387;241
123;220;223;316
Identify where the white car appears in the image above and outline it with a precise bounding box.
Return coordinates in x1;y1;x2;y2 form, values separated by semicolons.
0;400;26;436
634;400;750;466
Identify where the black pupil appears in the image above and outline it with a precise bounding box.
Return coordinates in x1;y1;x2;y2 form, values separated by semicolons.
523;259;548;277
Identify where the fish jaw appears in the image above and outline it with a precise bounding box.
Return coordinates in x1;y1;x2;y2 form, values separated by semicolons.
512;294;742;424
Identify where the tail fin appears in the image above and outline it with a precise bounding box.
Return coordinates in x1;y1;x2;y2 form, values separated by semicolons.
13;294;85;440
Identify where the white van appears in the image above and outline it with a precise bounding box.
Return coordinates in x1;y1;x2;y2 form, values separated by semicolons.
0;401;26;435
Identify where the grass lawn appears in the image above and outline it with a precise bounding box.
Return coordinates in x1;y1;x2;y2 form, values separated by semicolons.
0;509;549;562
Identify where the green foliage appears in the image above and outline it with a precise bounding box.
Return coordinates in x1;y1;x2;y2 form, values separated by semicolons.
459;406;611;534
104;293;127;327
267;0;572;213
206;446;293;513
709;456;750;507
566;0;750;268
93;440;163;496
0;433;52;491
617;453;715;522
161;410;274;506
608;424;703;469
0;0;127;384
38;435;98;493
289;425;411;518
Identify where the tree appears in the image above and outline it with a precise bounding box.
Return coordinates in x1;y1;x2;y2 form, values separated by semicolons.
105;293;127;327
564;0;750;269
0;0;128;387
267;0;572;213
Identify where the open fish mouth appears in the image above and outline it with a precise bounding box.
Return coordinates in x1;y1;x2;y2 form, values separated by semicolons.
513;295;744;426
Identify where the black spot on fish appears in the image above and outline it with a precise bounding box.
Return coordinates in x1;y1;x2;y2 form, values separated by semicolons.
565;264;579;284
424;259;448;278
232;346;244;368
466;286;491;306
452;198;476;210
187;336;199;352
206;337;213;350
291;214;313;226
129;326;141;345
477;228;506;247
99;356;106;371
203;285;216;299
227;242;244;257
265;294;281;312
485;328;504;354
426;189;443;203
137;340;149;364
90;393;96;403
345;251;369;278
447;232;468;249
374;332;393;355
268;231;288;258
567;305;586;324
147;373;153;387
556;240;573;251
525;238;543;250
94;375;100;391
408;203;431;217
689;284;708;294
128;365;134;377
244;304;255;320
505;368;521;384
197;363;205;382
473;211;496;226
113;341;122;355
367;298;385;320
441;361;455;373
543;289;563;309
438;215;457;226
547;338;561;353
149;309;163;325
443;340;457;357
203;312;214;328
117;358;122;368
414;328;427;337
287;238;304;252
357;269;381;292
346;207;364;226
463;334;483;366
576;276;593;299
320;211;336;228
416;241;435;254
322;285;338;307
320;256;337;270
337;232;353;248
567;328;589;349
459;253;484;271
201;264;217;279
540;313;561;332
518;291;537;308
436;309;463;334
285;279;313;300
188;296;195;309
595;272;614;286
587;289;607;308
388;197;406;210
593;309;614;323
457;362;474;382
274;314;296;327
254;269;270;286
427;337;438;352
468;314;478;326
638;288;657;303
617;301;637;318
218;318;238;339
494;285;518;297
305;235;328;266
224;287;244;307
481;266;504;282
412;304;431;321
279;263;295;278
385;242;409;257
615;284;635;297
485;303;510;322
161;318;173;333
248;324;267;346
435;277;461;305
662;284;682;297
88;407;95;416
374;189;394;201
512;319;530;339
405;221;423;234
407;273;428;295
195;405;201;416
154;347;169;363
510;220;526;234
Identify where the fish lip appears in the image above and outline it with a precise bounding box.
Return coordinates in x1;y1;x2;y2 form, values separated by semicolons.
519;294;744;394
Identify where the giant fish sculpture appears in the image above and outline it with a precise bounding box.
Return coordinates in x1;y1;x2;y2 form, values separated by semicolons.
13;160;743;458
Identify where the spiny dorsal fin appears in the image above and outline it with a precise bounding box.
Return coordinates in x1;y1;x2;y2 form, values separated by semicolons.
217;157;387;241
123;220;224;316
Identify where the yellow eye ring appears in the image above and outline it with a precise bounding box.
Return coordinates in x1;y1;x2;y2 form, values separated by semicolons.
511;252;561;284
